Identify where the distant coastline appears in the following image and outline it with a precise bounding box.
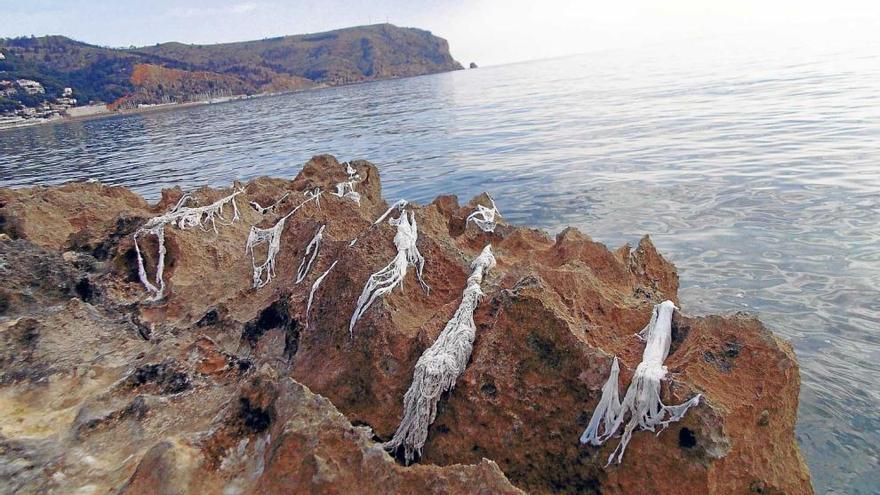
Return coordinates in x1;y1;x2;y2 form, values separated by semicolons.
0;69;459;131
1;91;271;131
0;23;462;131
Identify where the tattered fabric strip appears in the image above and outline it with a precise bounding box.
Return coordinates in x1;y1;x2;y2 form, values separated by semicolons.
384;245;496;463
296;225;325;284
348;204;428;335
331;162;362;205
306;260;338;325
245;189;321;289
134;187;242;300
304;199;409;327
580;300;702;465
250;192;290;215
466;194;501;233
374;199;408;225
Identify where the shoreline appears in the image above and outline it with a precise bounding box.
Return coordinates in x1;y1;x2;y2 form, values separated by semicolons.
0;67;463;132
0;91;287;131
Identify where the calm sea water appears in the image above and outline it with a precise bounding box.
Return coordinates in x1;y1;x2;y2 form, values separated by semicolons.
1;36;878;493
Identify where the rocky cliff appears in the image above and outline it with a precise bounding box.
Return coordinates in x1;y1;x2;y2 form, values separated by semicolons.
0;155;812;494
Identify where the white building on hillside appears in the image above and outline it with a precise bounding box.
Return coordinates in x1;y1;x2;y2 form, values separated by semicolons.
16;79;45;95
0;80;14;97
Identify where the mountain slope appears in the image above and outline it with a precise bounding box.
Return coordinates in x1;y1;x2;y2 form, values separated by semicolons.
134;24;462;84
0;24;462;109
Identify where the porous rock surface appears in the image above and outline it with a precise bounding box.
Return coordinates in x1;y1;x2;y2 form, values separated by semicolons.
0;155;812;494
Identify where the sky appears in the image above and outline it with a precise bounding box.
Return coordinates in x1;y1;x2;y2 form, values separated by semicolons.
2;0;879;66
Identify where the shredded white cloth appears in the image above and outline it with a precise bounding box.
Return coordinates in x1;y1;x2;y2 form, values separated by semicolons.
580;300;702;465
306;260;338;323
466;194;501;233
374;199;408;225
331;162;362;205
245;189;321;289
348;206;428;335
295;225;325;284
336;199;406;250
134;188;242;300
250;192;290;214
384;245;496;463
306;199;409;323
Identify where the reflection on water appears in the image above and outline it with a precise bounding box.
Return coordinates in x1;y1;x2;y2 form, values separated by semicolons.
2;35;879;494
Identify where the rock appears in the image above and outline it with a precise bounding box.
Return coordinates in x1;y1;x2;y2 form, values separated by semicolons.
758;409;771;427
470;62;479;69
0;155;812;494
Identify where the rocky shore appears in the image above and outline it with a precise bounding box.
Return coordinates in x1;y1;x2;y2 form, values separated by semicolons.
0;155;812;494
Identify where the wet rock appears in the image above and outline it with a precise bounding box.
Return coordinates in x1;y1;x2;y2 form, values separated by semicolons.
0;155;812;494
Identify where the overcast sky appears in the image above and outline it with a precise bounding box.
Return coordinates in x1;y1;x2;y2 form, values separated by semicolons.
2;0;879;66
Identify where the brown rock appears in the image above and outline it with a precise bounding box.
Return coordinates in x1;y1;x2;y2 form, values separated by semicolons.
0;155;811;494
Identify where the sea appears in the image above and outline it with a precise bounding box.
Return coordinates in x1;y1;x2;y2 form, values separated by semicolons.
1;33;878;494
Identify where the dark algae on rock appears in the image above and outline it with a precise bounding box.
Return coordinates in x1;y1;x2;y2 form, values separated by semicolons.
0;155;811;493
